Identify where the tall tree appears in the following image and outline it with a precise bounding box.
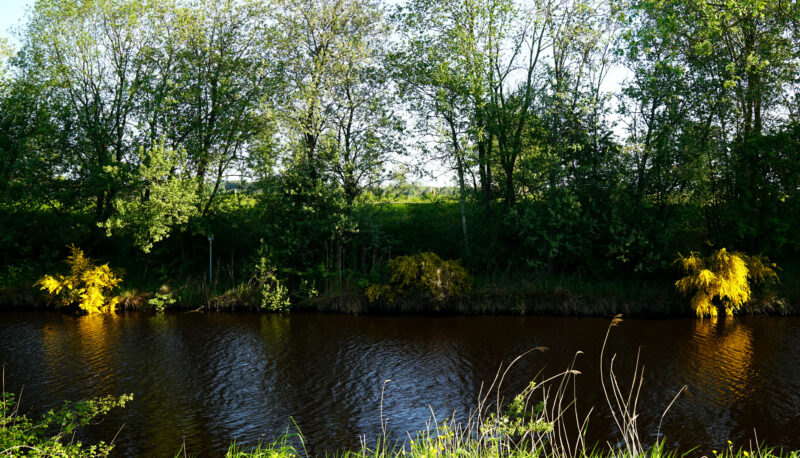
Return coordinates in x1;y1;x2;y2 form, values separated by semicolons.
141;0;275;217
394;0;547;211
637;0;798;137
311;3;402;205
0;38;70;216
393;0;473;250
270;0;387;182
23;0;156;225
625;0;800;250
323;62;404;205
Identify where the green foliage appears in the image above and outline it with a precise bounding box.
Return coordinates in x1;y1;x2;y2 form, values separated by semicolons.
505;193;584;272
255;168;356;291
255;258;291;312
367;252;471;302
0;391;132;457
103;140;199;253
35;246;122;314
223;438;300;458
365;284;393;303
675;248;779;317
147;285;179;313
364;202;465;260
482;382;554;442
1;0;800;314
224;441;799;458
0;263;38;290
270;0;391;185
0;38;12;86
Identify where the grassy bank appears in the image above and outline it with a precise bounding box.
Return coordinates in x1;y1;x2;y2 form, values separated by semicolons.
221;437;798;458
2;269;797;317
1;200;797;317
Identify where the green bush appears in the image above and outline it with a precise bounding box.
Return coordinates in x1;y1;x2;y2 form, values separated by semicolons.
147;285;179;313
255;258;291;312
366;252;471;302
0;391;132;457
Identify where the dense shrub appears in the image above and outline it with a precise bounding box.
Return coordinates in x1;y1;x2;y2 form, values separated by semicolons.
255;257;291;312
35;245;122;314
366;252;471;302
675;248;779;317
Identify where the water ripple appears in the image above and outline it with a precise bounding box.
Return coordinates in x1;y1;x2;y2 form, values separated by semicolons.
1;312;799;455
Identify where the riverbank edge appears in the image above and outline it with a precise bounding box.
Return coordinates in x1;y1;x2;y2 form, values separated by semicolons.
1;276;795;317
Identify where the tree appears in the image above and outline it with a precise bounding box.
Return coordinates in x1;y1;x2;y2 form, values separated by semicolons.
624;0;800;252
616;3;712;268
22;0;157;225
320;8;402;205
484;0;548;207
140;0;275;217
630;0;798;137
269;0;388;182
393;0;510;249
0;55;68;215
539;0;620;195
14;0;275;247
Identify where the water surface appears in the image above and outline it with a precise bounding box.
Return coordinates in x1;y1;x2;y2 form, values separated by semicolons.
1;312;799;455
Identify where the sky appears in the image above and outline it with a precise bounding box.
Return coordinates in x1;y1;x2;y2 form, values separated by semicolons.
0;0;32;47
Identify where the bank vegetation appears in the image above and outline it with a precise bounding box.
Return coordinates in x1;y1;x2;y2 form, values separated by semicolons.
0;0;799;316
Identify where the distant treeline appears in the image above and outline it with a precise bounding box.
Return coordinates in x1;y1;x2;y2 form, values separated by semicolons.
1;0;798;305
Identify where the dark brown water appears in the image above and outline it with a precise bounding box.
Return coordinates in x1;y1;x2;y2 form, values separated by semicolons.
1;312;799;456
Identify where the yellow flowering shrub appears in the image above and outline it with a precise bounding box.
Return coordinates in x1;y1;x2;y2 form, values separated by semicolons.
675;248;779;317
366;252;471;302
36;245;122;314
365;283;394;303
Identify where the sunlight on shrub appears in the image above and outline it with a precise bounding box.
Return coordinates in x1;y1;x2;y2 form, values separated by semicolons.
0;390;132;457
35;245;123;314
366;252;471;302
675;248;779;317
148;285;179;313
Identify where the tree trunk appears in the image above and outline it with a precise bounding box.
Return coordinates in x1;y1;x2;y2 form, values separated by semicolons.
456;155;470;255
478;136;493;216
504;162;516;207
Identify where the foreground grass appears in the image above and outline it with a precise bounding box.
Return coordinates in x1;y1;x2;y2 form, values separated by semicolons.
219;436;800;458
